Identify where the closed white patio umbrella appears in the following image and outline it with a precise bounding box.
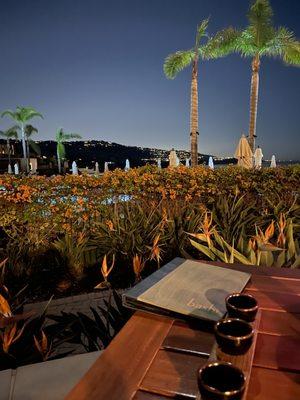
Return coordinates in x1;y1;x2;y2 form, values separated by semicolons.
72;161;78;175
254;146;263;169
14;163;19;175
208;156;214;170
169;149;178;168
270;155;276;168
125;159;130;171
234;135;253;169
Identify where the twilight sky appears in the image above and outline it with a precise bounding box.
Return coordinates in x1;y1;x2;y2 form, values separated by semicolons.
0;0;299;159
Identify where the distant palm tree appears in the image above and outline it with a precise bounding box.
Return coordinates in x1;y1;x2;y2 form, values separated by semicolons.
1;107;43;172
235;0;300;151
0;126;19;167
56;128;81;174
164;20;237;166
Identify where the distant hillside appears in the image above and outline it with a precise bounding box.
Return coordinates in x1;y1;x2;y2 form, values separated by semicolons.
1;139;217;169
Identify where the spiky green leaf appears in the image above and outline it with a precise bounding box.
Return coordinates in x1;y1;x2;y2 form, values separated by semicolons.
163;50;195;79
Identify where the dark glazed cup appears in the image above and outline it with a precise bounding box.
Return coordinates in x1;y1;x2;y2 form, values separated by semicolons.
226;293;258;322
197;361;246;400
215;318;254;355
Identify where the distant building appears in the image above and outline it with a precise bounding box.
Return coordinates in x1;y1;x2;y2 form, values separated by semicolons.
0;143;15;156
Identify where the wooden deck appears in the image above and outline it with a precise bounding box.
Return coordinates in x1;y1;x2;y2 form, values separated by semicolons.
65;262;300;400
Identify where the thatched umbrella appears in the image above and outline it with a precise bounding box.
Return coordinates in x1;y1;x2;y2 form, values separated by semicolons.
234;135;253;169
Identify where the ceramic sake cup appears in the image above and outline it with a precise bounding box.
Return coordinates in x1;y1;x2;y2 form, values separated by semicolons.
226;293;258;322
214;318;254;355
197;361;246;400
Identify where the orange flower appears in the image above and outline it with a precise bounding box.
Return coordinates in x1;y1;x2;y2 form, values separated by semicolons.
65;209;73;218
105;220;114;231
82;213;89;222
101;254;115;281
1;323;25;353
132;255;145;281
34;330;52;361
0;293;11;317
150;235;162;266
77;197;84;206
277;213;286;248
253;221;282;251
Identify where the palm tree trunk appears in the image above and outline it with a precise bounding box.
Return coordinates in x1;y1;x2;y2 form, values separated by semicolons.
57;147;62;174
248;55;260;153
7;139;11;166
26;136;30;171
190;58;199;167
20;124;28;173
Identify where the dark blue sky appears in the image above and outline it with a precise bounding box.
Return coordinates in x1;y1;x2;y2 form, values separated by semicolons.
1;0;299;159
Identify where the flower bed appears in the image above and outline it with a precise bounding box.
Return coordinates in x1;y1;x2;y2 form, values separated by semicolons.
0;165;299;299
0;165;299;204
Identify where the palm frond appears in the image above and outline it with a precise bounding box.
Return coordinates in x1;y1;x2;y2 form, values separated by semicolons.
7;131;19;139
163;50;194;79
7;125;20;132
25;124;38;137
55;128;81;143
61;133;82;141
274;27;300;65
1;110;16;120
235;28;258;57
196;18;210;45
2;107;43;124
28;140;41;155
248;0;275;47
0;126;20;139
25;111;43;122
261;27;300;65
204;27;240;59
283;40;300;66
16;107;43;122
55;128;64;142
248;0;273;25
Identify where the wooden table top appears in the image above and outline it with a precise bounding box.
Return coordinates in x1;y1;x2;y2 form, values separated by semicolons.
65;262;300;400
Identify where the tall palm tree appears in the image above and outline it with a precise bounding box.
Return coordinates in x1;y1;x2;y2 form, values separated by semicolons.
164;20;237;166
1;107;43;172
235;0;300;151
0;126;19;167
55;128;81;174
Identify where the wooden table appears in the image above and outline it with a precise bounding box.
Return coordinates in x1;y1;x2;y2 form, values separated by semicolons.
65;262;300;400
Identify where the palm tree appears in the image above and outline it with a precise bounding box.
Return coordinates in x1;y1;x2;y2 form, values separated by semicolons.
235;0;300;151
164;20;237;166
0;126;19;168
1;107;43;172
55;128;81;174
